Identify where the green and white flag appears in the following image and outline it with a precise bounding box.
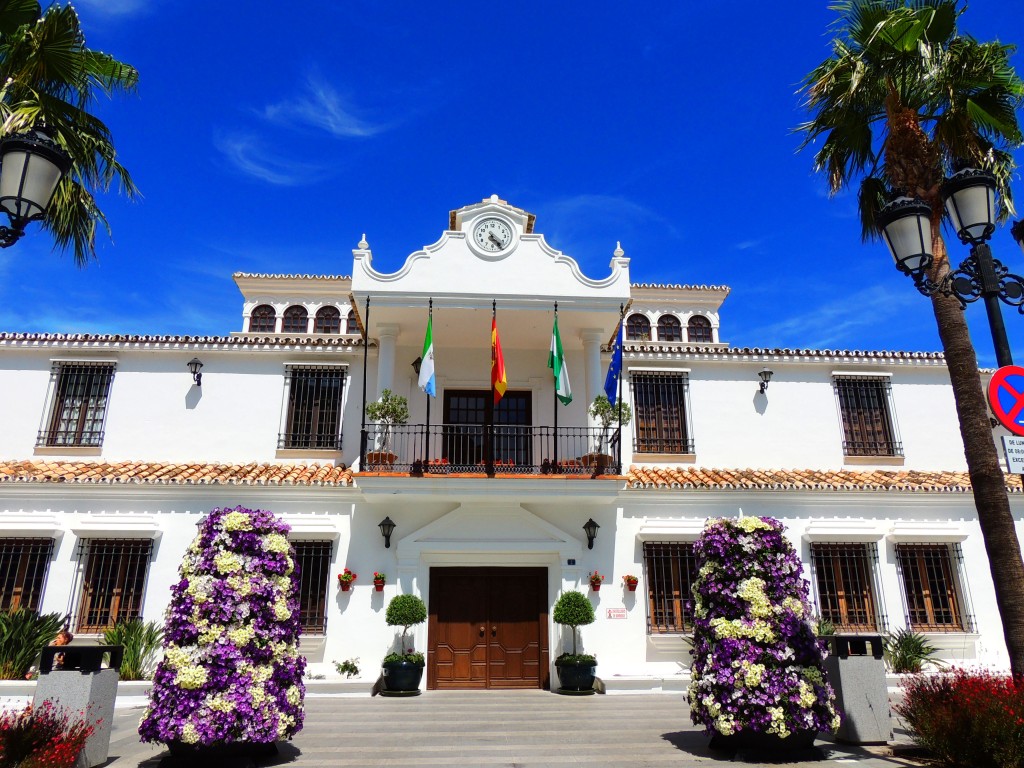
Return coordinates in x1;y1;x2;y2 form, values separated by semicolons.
548;315;572;405
418;316;436;397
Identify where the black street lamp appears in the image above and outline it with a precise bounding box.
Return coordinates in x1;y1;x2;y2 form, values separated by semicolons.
0;128;72;248
877;169;1024;368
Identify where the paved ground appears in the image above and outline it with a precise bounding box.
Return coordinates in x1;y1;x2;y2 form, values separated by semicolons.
103;691;925;768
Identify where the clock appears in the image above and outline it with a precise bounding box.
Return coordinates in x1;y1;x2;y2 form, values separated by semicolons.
472;217;513;253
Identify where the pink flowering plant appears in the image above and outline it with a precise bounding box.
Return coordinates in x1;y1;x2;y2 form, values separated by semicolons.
138;506;305;748
688;517;839;741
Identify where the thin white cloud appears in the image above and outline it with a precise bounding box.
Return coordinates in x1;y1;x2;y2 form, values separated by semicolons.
262;77;384;138
214;133;327;186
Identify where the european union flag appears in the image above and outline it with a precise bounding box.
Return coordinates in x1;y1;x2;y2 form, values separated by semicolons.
603;322;623;405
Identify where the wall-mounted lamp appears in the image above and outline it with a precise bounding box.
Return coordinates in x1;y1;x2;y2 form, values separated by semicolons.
411;356;422;374
187;357;204;387
379;516;396;549
583;518;600;550
758;368;774;394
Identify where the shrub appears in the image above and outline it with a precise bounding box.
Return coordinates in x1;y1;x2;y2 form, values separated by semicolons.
384;594;427;658
0;700;94;768
895;668;1024;768
553;590;595;659
0;609;63;680
334;658;360;678
884;628;943;673
138;506;305;748
103;619;163;680
688;517;839;740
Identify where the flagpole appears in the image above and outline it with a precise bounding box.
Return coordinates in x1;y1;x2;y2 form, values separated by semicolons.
424;298;432;465
487;300;496;478
552;301;559;473
359;295;371;470
616;302;624;474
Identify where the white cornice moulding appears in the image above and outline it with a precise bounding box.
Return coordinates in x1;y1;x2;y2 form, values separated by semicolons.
282;516;341;540
71;514;161;539
637;520;706;540
802;519;886;542
886;521;968;543
0;514;64;538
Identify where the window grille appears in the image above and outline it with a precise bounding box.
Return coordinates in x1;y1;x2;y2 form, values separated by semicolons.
657;315;682;342
810;542;883;632
644;541;699;633
279;366;346;450
292;541;332;634
0;538;54;612
687;316;713;343
626;314;650;341
37;362;115;447
314;306;341;334
282;305;309;334
631;372;695;454
249;304;276;333
75;539;152;633
345;310;359;335
895;543;968;632
834;376;903;456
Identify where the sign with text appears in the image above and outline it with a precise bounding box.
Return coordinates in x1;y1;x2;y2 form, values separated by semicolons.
988;366;1024;436
1003;436;1024;475
606;608;627;620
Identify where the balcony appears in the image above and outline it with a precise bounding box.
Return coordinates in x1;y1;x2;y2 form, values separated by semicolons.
359;424;622;477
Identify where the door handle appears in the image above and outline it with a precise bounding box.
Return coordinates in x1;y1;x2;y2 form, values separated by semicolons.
479;626;485;636
491;626;497;636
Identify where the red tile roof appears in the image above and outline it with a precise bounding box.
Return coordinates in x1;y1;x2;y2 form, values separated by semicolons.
0;461;352;486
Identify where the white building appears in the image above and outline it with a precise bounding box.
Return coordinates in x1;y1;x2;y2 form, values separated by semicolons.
0;195;1019;690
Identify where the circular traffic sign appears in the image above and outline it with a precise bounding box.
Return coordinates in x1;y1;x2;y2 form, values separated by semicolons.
988;365;1024;436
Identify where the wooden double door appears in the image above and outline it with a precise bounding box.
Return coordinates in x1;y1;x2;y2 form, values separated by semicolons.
427;567;549;690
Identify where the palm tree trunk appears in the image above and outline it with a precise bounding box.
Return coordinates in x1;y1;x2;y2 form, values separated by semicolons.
929;235;1024;677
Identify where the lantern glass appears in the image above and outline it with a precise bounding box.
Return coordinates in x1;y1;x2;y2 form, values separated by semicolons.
0;131;71;227
941;168;996;246
877;197;933;274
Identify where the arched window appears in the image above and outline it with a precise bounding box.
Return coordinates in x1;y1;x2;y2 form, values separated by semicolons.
248;304;276;333
314;306;341;334
687;315;713;343
346;309;359;335
657;315;682;342
626;313;651;341
282;305;309;334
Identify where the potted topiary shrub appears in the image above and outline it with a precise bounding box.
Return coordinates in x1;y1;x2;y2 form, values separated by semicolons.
586;395;631;473
689;517;839;752
381;593;427;695
365;389;409;467
552;590;597;693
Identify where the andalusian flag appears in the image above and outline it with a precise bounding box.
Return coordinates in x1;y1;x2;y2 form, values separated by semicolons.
418;315;436;397
491;317;507;405
548;315;572;405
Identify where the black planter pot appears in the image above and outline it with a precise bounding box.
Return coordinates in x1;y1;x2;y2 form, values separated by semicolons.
709;728;817;753
554;660;596;691
167;739;278;762
382;660;424;692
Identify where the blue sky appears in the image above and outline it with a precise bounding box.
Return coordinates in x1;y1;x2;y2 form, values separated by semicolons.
3;1;1024;366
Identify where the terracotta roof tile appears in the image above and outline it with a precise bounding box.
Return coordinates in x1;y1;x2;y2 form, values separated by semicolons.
0;460;352;487
625;466;1022;493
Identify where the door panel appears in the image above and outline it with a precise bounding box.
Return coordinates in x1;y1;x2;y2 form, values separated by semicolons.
428;567;548;690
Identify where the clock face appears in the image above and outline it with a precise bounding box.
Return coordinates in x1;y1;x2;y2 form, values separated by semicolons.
473;218;513;252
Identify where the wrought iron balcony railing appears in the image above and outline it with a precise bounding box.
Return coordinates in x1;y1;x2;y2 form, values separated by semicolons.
360;423;622;476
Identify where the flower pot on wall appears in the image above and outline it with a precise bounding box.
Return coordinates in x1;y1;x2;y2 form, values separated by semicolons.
340;582;351;592
373;580;385;592
591;583;601;592
365;451;397;468
626;583;638;592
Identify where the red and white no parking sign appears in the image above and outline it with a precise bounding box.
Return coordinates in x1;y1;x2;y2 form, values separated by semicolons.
988;366;1024;436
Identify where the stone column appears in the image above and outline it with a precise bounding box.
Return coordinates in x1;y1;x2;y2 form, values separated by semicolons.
581;330;604;427
376;324;399;398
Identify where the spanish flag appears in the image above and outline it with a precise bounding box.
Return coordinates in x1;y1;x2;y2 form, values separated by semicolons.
491;316;507;405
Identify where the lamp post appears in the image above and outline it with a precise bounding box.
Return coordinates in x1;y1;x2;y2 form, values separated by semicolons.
877;169;1024;368
0;128;72;248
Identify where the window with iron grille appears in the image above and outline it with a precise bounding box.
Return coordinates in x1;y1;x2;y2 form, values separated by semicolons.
657;315;682;341
644;541;699;633
810;542;882;632
630;372;694;454
279;366;346;450
896;543;968;632
292;541;332;634
626;313;651;341
687;316;713;343
833;376;903;457
249;304;276;333
0;538;54;612
314;306;341;334
282;305;309;334
345;310;359;335
76;539;152;633
37;362;115;447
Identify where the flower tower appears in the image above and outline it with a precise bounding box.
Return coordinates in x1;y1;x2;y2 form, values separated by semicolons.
689;517;839;747
139;506;305;749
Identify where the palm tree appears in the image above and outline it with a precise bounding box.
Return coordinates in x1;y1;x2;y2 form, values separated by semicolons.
0;0;138;265
798;0;1024;676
